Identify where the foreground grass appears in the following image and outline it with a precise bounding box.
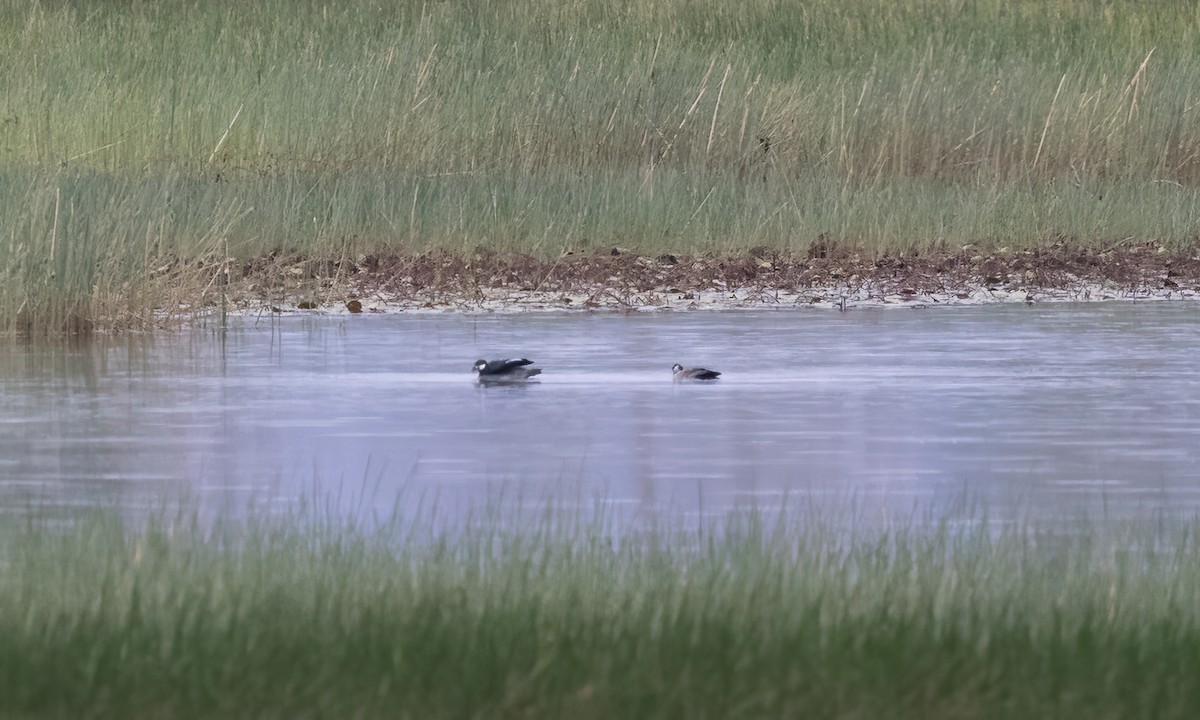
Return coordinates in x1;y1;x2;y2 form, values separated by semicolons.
4;0;1200;331
1;506;1199;718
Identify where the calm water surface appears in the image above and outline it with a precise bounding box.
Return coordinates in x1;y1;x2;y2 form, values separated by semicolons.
2;303;1198;526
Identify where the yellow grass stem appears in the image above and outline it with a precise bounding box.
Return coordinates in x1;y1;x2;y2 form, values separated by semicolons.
1033;73;1067;170
207;104;244;166
707;63;732;157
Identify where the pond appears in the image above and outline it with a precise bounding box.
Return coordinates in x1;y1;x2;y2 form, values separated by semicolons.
2;303;1199;527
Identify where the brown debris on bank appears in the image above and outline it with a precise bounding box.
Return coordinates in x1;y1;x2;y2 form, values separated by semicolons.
217;240;1200;315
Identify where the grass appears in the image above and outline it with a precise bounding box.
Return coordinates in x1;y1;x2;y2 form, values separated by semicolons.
4;0;1200;331
1;502;1199;718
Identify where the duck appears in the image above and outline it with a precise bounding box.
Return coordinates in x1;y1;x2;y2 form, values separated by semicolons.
672;363;721;381
472;358;542;382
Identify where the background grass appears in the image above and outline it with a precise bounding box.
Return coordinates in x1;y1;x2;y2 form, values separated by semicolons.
3;0;1200;330
0;504;1198;718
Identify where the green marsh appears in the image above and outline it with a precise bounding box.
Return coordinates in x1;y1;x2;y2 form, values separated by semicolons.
2;506;1199;718
3;0;1200;330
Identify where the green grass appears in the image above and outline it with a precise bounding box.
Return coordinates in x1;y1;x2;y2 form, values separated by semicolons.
4;0;1200;330
1;503;1199;718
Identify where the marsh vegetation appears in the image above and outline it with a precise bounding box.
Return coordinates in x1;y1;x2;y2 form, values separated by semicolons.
2;504;1198;718
4;0;1200;330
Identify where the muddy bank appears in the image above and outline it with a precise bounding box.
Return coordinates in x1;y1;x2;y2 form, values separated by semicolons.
212;241;1200;316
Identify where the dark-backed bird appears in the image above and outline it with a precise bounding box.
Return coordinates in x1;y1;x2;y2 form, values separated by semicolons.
472;358;542;382
672;363;721;381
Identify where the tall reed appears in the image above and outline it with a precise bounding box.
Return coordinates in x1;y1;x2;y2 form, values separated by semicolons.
3;0;1200;331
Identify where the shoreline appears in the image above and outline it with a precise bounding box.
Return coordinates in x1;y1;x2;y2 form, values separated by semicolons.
210;242;1200;317
239;281;1200;316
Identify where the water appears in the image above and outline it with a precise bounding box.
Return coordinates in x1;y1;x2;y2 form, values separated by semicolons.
2;303;1199;526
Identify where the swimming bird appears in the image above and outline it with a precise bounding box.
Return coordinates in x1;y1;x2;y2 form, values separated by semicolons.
672;363;721;381
472;358;542;382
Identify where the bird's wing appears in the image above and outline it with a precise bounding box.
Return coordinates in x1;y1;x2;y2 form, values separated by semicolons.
487;358;535;374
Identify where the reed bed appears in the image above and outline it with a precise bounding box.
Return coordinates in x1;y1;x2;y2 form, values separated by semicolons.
3;0;1200;331
0;503;1198;718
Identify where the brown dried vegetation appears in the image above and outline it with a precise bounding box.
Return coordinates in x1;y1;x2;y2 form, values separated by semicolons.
210;240;1200;313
